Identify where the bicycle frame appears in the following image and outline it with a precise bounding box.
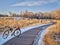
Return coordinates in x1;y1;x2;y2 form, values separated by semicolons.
9;28;17;36
3;26;21;39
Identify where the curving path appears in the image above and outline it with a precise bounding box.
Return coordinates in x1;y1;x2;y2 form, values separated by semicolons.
3;22;55;45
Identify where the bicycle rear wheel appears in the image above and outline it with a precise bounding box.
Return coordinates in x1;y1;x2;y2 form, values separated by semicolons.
14;29;21;36
3;30;9;39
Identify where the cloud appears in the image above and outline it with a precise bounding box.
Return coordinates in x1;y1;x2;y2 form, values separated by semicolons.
11;0;59;7
11;1;47;7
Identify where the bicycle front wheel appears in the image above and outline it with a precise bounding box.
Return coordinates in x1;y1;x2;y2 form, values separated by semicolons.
3;30;9;39
14;29;21;36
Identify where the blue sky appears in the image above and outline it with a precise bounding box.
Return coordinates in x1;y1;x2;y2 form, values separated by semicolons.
0;0;60;14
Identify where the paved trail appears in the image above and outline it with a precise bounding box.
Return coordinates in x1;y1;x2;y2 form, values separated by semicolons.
3;22;55;45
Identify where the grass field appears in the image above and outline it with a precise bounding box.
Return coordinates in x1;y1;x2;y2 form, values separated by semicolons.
0;17;60;45
0;17;51;32
44;20;60;45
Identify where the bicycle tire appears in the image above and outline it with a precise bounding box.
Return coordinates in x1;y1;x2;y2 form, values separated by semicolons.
2;30;9;39
14;29;21;37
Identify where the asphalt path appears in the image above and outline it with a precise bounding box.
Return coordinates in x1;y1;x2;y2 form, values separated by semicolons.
3;22;56;45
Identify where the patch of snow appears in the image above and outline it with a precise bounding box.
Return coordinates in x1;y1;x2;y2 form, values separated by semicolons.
0;24;46;45
38;25;55;45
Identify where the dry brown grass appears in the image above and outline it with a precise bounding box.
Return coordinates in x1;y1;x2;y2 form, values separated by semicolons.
0;17;60;45
0;17;52;28
0;17;51;32
44;20;60;45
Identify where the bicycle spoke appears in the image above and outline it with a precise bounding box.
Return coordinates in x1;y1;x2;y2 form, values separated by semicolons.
14;29;21;36
3;30;9;39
